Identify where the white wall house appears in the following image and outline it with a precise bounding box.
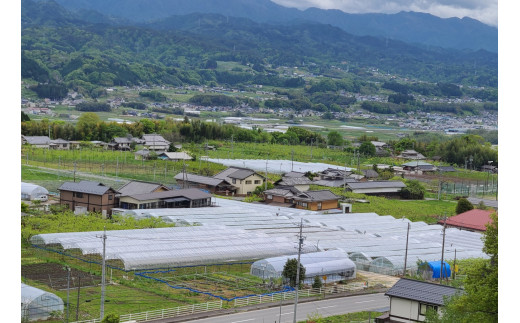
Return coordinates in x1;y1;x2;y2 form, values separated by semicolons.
378;278;460;322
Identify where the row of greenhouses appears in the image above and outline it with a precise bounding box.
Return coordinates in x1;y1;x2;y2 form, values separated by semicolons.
32;198;488;274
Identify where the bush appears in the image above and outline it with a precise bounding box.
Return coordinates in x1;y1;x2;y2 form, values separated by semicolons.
102;313;120;323
312;276;323;289
401;180;425;200
456;198;474;214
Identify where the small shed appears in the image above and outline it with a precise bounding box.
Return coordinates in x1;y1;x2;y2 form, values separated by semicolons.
21;283;64;321
21;182;49;201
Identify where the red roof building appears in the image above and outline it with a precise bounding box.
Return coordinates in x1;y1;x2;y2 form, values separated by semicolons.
439;209;495;232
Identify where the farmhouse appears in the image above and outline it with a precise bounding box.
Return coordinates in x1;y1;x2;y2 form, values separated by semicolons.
377;278;460;323
158;151;192;161
438;209;495;232
117;180;170;197
346;181;406;196
397;149;426;160
174;172;236;194
213;167;266;196
58;181;119;215
49;138;70;150
142;134;170;152
263;186;301;205
293;190;340;211
275;176;313;191
21;135;51;148
118;188;212;209
108;137;134;150
402;161;435;172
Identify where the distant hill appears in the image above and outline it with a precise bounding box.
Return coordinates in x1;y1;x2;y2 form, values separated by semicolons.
51;0;497;52
21;0;497;93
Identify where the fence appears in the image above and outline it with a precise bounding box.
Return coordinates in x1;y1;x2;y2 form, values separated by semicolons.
71;283;368;323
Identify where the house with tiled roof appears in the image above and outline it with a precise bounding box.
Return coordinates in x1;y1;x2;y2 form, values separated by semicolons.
174;172;236;195
21;135;51;148
118;188;212;210
293;190;340;211
438;209;495;232
58;181;119;215
213;167;266;196
376;278;461;323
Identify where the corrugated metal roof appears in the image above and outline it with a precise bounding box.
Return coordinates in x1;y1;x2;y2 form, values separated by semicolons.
439;209;494;231
127;188;211;201
158;152;192;160
313;179;358;187
385;278;460;305
58;181;117;195
175;173;228;186
348;181;406;189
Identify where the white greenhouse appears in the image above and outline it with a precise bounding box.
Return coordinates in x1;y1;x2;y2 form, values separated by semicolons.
250;249;356;284
21;283;64;321
21;182;49;201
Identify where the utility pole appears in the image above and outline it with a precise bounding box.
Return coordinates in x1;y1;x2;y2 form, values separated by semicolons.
99;227;107;320
291;150;294;172
403;222;410;277
265;154;269;191
452;249;457;280
293;219;304;323
75;276;81;321
73;162;77;182
310;139;313;160
440;213;447;281
66;267;71;323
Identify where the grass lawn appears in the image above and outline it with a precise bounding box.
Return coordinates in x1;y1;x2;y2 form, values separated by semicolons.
299;310;383;323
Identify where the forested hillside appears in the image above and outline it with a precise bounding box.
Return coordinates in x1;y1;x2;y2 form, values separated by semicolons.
22;0;497;99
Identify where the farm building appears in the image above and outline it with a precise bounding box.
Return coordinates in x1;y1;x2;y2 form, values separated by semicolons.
21;283;64;321
158;151;192;161
174;172;236;194
21;135;51;148
118;188;212;209
438;209;495;232
21;182;49;201
250;249;356;283
345;181;406;196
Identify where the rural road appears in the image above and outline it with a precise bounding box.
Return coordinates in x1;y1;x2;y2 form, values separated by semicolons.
177;293;389;323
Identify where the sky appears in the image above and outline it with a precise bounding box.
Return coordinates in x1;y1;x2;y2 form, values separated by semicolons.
273;0;498;27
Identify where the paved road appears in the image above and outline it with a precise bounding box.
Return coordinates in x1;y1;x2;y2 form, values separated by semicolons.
184;293;389;323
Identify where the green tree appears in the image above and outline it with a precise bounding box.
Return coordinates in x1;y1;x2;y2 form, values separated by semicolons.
76;112;101;141
401;179;425;200
282;258;306;288
327;131;344;147
456;198;474;214
426;214;497;323
359;141;376;156
312;276;323;289
22;111;30;122
253;182;274;196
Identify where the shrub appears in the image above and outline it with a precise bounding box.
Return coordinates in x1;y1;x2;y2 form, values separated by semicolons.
401;180;425;200
312;276;323;289
456;198;474;214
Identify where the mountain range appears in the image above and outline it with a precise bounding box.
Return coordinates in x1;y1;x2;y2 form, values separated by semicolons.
50;0;497;52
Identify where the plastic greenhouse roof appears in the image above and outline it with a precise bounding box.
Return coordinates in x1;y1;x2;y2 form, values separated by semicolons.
251;250;355;277
31;197;488;272
31;226;317;270
207;158;352;174
21;283;63;306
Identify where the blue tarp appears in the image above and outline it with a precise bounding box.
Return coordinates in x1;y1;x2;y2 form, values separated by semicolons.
428;261;451;279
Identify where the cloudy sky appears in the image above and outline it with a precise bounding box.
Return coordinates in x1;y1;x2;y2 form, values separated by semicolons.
272;0;498;27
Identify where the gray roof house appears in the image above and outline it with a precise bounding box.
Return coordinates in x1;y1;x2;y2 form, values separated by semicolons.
275;176;313;191
119;188;212;209
22;135;51;148
142;134;170;152
50;138;70;150
397;149;426;160
346;181;406;195
283;171;306;178
378;278;461;323
174;172;236;194
117;180;170;197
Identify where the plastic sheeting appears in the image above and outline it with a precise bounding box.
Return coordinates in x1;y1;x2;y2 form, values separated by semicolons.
21;283;64;321
250;249;356;283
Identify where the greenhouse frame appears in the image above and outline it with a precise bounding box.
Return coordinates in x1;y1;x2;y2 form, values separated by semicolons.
21;283;64;321
250;249;356;283
21;182;49;201
31;197;489;276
